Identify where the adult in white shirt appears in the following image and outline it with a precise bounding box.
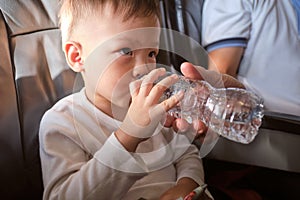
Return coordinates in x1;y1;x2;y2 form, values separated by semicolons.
202;0;300;116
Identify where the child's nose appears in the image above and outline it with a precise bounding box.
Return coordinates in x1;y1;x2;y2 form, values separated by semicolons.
132;53;154;78
132;63;151;79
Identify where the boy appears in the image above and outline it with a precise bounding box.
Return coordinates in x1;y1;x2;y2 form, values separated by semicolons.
39;0;211;199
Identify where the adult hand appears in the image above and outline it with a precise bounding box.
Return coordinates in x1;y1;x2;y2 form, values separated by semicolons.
180;62;245;89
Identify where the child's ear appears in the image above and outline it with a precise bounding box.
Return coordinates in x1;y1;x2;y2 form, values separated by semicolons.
64;41;84;72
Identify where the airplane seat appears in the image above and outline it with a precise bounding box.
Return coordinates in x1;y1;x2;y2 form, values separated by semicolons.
0;1;82;199
158;0;207;72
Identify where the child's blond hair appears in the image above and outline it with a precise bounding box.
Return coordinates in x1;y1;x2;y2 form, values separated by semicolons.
59;0;160;43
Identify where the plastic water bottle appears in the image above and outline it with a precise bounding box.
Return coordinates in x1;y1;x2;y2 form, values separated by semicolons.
160;74;264;144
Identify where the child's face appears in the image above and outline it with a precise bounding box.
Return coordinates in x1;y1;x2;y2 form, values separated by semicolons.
76;9;161;118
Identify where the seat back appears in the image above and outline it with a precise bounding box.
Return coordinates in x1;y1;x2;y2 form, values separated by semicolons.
158;0;207;72
0;1;82;199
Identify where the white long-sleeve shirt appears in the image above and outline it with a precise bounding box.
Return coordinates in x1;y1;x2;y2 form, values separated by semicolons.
39;89;206;200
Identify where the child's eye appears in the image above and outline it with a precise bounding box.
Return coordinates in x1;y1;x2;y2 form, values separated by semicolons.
149;51;157;58
119;48;133;56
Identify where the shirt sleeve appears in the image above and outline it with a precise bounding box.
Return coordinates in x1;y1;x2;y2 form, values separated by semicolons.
94;132;149;173
171;134;214;199
175;143;205;186
201;0;252;51
39;111;148;200
164;131;205;186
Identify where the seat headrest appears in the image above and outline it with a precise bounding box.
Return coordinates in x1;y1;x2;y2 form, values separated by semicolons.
0;0;59;36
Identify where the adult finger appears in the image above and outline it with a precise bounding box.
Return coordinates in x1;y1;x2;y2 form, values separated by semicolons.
180;62;245;89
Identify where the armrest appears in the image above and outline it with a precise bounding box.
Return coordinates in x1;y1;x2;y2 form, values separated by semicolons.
261;111;300;135
206;112;300;173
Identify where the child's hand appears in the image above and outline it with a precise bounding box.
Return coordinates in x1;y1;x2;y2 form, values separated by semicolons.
160;177;198;200
164;116;208;142
117;68;183;150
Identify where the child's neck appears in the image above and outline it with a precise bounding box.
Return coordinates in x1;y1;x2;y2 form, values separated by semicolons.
85;90;127;121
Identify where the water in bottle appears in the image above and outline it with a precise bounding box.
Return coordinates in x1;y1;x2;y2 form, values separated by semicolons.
160;74;264;144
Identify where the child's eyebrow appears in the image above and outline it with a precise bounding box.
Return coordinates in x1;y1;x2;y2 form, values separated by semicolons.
115;36;159;48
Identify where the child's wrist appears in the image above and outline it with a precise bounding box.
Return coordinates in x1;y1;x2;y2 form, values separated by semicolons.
115;129;143;152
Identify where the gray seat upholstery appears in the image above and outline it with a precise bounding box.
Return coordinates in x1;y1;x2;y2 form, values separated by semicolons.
158;0;207;71
0;1;82;199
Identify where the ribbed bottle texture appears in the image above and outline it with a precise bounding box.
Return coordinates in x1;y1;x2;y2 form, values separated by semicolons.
161;75;264;144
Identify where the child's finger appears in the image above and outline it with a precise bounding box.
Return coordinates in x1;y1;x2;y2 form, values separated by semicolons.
129;79;142;97
162;114;175;128
139;68;166;96
148;73;179;103
193;120;207;137
173;118;190;133
160;90;184;112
